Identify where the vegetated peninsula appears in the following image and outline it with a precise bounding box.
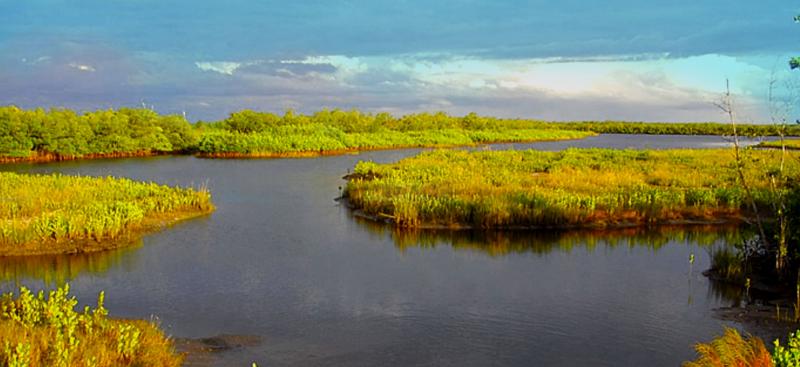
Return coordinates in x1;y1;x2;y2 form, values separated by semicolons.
2;106;799;163
344;148;800;229
758;138;800;150
0;172;214;256
194;110;595;158
0;284;183;367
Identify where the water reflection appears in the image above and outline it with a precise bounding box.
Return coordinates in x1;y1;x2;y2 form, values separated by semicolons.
355;214;759;307
353;214;749;256
0;240;141;285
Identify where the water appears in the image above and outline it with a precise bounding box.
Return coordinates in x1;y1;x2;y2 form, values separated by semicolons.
0;135;758;366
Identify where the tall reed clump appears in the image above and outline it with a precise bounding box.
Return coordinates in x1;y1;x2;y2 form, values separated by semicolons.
683;327;773;367
0;172;214;255
344;148;799;229
0;284;182;367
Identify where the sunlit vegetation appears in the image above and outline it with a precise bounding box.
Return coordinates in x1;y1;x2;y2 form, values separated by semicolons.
0;284;182;367
194;110;593;157
774;330;800;367
684;327;800;367
0;106;197;162
345;148;800;228
0;172;214;255
2;106;796;162
549;121;799;136
683;327;773;367
758;139;800;150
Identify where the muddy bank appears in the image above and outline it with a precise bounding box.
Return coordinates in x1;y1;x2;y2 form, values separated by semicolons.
176;334;263;367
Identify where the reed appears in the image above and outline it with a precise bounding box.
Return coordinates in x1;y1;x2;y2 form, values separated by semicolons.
683;327;773;367
0;172;214;255
344;148;800;229
0;284;182;367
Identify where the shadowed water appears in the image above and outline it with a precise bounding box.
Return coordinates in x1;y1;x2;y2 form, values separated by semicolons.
0;134;760;366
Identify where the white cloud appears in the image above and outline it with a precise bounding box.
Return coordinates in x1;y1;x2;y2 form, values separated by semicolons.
68;62;95;72
195;61;245;75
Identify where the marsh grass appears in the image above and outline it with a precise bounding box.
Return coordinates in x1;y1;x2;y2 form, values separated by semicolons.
345;148;800;229
0;284;182;367
759;139;800;150
684;327;773;367
195;126;593;157
0;172;214;255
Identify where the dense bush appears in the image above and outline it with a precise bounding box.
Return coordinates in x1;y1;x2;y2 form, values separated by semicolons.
0;106;196;159
0;285;182;367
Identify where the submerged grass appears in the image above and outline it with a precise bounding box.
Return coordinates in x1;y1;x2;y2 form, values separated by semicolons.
345;148;800;229
0;284;182;367
0;172;214;255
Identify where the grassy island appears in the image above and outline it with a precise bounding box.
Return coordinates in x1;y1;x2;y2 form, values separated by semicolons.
0;284;182;367
0;172;213;256
758;139;800;150
344;148;799;229
194;110;594;157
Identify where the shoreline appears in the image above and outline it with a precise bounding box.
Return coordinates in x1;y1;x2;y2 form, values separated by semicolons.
191;135;596;159
0;150;174;164
340;197;749;231
0;208;213;257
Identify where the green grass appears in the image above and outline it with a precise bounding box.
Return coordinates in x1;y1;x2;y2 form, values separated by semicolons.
0;284;182;367
0;172;214;255
758;139;800;150
7;106;795;162
195;126;592;157
344;148;799;228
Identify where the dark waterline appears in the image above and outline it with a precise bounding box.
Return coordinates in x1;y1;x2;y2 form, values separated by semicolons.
0;135;759;366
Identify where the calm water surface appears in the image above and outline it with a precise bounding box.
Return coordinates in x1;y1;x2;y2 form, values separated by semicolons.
0;135;761;366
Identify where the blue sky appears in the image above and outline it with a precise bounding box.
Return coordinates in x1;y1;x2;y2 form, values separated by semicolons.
0;1;797;121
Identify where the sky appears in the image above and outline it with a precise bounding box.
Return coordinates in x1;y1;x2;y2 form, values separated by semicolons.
0;1;797;122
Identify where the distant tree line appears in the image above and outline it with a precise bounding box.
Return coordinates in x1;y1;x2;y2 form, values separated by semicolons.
1;106;797;160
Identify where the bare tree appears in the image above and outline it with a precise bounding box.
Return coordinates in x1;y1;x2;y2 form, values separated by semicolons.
714;79;771;262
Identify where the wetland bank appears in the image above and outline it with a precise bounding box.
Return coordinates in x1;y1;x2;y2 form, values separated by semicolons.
0;130;786;366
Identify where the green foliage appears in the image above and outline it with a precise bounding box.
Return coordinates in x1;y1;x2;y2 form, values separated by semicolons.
0;106;196;160
759;139;800;150
196;109;594;156
345;148;799;228
0;285;182;367
774;330;800;367
0;172;214;254
683;327;773;367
